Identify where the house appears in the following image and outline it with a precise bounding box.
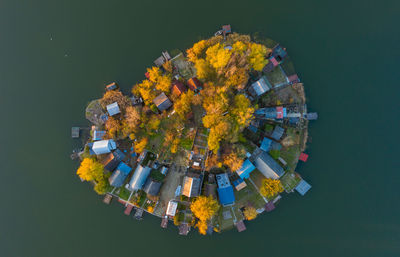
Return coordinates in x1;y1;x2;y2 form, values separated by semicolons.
101;149;126;172
295;179;312;196
106;102;120;116
108;162;132;187
288;74;300;84
248;76;272;97
93;130;106;141
106;82;118;91
154;51;171;67
222;24;231;34
153;92;172;111
254;151;285;179
128;164;152;191
255;107;287;120
216;173;235;206
233;178;247;191
187;77;202;91
260;137;272;152
90;139;117;155
276;107;287;119
271;126;285;140
171;80;187;96
236;159;256;179
182;176;201;198
143;178;162;196
204;183;217;199
166;200;178;217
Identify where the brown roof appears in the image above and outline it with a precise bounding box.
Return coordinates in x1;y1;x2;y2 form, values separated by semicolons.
172;81;187;96
187;77;202;91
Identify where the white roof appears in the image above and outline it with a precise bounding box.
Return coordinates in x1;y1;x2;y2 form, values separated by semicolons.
106;102;120;116
166;201;178;217
92;139;116;155
193;162;200;166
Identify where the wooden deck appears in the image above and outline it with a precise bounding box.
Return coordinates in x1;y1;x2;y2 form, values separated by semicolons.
103;194;112;204
161;216;168;228
71;127;80;138
124;205;134;215
236;220;246;232
134;208;144;220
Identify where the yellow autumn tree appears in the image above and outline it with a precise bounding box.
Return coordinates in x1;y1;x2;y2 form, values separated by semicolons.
147;66;171;93
170;138;180;154
230;94;254;129
134;137;148;153
186;40;209;63
105;116;121;138
190;196;220;235
232;41;248;54
260;178;284;198
135;80;157;104
77;158;104;182
243;206;258;220
194;59;214;80
248;43;268;71
206;43;232;70
100;90;131;111
174;90;194;119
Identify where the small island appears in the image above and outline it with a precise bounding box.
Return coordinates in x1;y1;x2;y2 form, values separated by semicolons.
71;25;317;235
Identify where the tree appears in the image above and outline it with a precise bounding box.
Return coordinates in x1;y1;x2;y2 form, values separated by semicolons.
94;176;109;195
134;137;148;153
206;43;232;70
207;120;230;153
147;115;161;134
174;90;194;119
194;58;214;80
77;158;104;182
248;43;268;71
190;196;220;235
223;145;246;171
232;41;248;54
100;90;131;111
195;220;208;235
170;138;180;154
260;178;284;198
186;40;209;63
135;79;157;104
105;116;121;138
125;106;141;128
230;94;254;129
147;66;172;93
243;206;258;220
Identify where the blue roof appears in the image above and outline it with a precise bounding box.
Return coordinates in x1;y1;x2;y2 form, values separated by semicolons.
233;178;245;187
116;162;132;175
271;126;285;140
260;137;272;151
295;180;312;196
236;159;255;179
248;125;258;133
93;130;106;141
106;102;120;116
217;186;235;205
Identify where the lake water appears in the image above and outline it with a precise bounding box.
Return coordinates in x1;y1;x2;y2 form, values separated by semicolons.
1;1;399;257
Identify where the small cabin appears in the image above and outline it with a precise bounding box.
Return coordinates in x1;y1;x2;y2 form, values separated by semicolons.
106;102;120;116
106;82;118;91
153;92;172;111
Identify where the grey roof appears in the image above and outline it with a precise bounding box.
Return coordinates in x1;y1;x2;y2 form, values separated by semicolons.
182;176;200;197
254;151;285;179
106;102;120;116
271;126;285;140
153;92;172;111
143;178;162;196
250;76;271;96
128;165;151;191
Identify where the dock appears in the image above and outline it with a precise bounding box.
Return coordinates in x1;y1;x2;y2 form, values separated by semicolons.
235;220;246;232
161;216;168;228
134;208;144;220
178;223;190;236
103;194;112;204
124;204;134;215
71;127;80;138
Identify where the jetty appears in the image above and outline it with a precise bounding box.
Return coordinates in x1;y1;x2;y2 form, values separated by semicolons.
103;194;112;204
161;216;168;228
134;208;144;220
124;204;134;215
71;127;80;138
235;220;246;232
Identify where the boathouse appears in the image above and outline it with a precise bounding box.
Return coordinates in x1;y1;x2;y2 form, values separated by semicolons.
299;153;309;162
128;164;152;191
295;179;312;196
182;176;201;198
106;82;118;91
236;159;256;179
254;151;285;179
233;178;247;191
272;44;287;62
90;139;116;155
108;162;132;187
153;92;172;111
106;102;120;116
216;173;235;206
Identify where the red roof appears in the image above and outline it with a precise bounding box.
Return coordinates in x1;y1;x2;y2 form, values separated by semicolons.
187;77;202;91
299;153;309;162
124;205;133;215
172;80;187;96
276;107;283;119
270;57;279;66
288;74;300;83
222;25;231;33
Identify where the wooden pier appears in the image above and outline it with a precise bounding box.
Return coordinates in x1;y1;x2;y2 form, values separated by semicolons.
124;205;134;215
134;208;144;220
161;216;168;228
103;194;112;204
235;220;246;232
71;127;80;138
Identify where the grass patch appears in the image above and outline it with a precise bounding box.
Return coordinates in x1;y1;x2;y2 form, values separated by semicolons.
265;66;287;86
150;169;165;182
235;177;266;209
179;137;194;150
280;145;301;172
280;172;301;192
118;187;131;201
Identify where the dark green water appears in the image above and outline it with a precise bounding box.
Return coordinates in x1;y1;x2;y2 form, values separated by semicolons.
1;1;399;256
